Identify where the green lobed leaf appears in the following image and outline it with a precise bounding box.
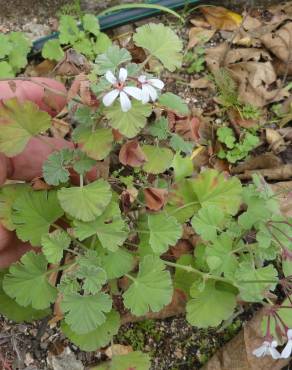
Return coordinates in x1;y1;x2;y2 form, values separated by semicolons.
123;255;173;316
142;145;173;174
61;310;120;351
12;190;64;246
133;23;182;72
0;98;51;157
191;205;226;242
58;179;112;222
105;100;152;138
42;39;64;61
170;134;193;154
171;152;193;181
0;270;51;322
95;45;131;74
0;61;14;77
159;93;189;115
100;249;134;279
0;34;12;58
235;262;278;302
0;184;29;231
93;33;112;55
59;15;79;44
174;255;198;297
41;230;71;264
3;252;57;309
111;351;151;370
61;292;112;334
149;117;169;140
148;213;182;254
43;148;73;186
73;199;128;251
83;14;100;36
76;265;107;294
73;126;114;160
186;280;237;328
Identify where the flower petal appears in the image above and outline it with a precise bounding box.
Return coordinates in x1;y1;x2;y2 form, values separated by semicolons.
119;68;128;83
149;78;164;90
281;340;292;358
141;85;150;104
253;345;267;358
138;75;147;84
287;329;292;340
123;86;142;101
120;91;131;112
105;71;117;85
147;84;158;102
103;89;119;107
269;347;281;359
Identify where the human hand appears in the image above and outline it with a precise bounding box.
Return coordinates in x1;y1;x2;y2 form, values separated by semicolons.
0;137;72;268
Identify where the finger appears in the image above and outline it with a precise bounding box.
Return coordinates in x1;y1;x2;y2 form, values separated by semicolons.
0;241;32;269
9;137;73;182
0;224;15;252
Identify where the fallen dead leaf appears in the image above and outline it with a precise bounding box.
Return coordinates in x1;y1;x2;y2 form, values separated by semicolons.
190;17;211;28
266;128;286;153
231;153;282;174
202;310;289;370
47;347;84;370
169;239;193;259
189;77;215;90
54;49;91;76
174;116;201;142
144;187;168;211
201;6;242;31
119;140;147;167
261;22;292;63
224;48;271;65
271;181;292;218
104;344;133;359
238;164;292;181
50;118;70;139
188;27;215;49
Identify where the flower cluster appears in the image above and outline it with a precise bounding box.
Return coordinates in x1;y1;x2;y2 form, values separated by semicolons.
253;330;292;359
102;68;164;112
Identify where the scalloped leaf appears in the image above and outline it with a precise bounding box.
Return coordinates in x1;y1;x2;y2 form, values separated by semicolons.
12;190;64;246
61;310;120;351
142;145;173;174
105;100;152;138
3;252;57;309
123;255;173;316
133;23;182;71
58;179;112;222
41;230;71;264
0;98;51;157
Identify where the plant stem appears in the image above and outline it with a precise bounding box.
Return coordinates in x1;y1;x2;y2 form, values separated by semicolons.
168;201;199;216
46;261;76;275
163;260;233;285
125;273;136;282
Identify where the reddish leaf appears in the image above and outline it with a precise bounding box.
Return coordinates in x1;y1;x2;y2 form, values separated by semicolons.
144;187;168;211
175;116;201;141
119;140;147;167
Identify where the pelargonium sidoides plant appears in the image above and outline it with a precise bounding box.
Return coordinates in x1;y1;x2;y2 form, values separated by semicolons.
0;21;291;361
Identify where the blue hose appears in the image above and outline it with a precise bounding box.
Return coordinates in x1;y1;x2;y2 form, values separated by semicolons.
32;0;201;53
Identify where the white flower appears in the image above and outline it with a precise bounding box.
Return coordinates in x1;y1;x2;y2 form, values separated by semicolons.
253;340;281;359
138;75;164;104
281;329;292;358
103;68;142;112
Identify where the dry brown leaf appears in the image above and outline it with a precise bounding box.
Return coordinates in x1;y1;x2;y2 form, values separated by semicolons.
202;310;289;370
119;140;147;167
224;48;271;65
188;27;215;49
174;116;201;142
31;177;52;190
271;181;292;218
238;164;292;181
266;128;286;153
205;42;229;73
190;17;211;28
54;49;91;76
231;153;282;175
169;240;193;259
144;187;168;211
201;6;242;31
105;344;133;359
50;118;70;139
227;61;289;107
189;77;215;90
261;22;292;63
